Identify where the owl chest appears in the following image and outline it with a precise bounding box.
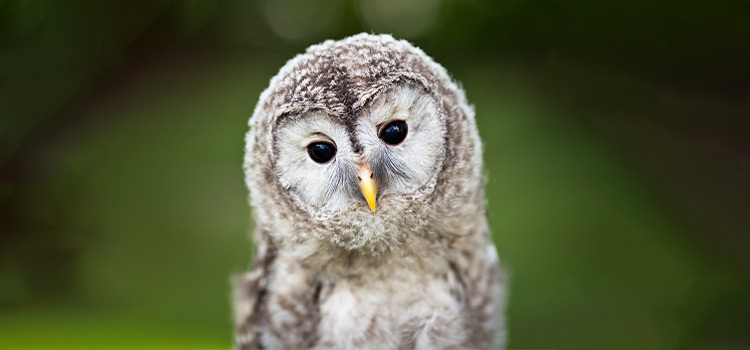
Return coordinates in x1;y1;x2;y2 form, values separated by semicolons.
314;276;466;349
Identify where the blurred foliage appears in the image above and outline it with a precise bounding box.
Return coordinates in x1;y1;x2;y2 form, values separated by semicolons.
1;0;749;349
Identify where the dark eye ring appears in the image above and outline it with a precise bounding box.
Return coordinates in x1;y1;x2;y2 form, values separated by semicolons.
306;141;337;164
378;120;408;146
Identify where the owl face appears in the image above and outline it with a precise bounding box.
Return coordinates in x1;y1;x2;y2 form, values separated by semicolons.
246;34;483;251
273;84;446;214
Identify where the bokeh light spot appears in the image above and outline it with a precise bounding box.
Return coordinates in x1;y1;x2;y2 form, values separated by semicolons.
356;0;441;39
262;0;343;42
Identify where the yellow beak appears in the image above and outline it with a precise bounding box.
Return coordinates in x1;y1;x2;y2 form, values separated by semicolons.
358;163;378;212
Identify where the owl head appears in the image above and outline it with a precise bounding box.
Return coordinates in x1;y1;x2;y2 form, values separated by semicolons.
244;34;485;254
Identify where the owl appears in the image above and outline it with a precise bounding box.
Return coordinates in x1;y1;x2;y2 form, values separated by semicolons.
234;33;506;350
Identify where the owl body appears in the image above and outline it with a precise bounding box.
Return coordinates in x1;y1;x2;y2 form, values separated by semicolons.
235;34;506;349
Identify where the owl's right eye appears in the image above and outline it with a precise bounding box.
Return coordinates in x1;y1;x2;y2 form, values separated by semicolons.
307;141;336;164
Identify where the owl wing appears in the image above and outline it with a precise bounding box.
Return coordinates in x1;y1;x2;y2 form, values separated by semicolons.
233;231;277;350
234;231;323;349
448;239;507;349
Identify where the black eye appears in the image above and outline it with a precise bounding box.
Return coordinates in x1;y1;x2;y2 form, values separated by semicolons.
379;120;408;145
307;141;336;164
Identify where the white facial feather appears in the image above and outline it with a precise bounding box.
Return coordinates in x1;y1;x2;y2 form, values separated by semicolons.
274;111;358;212
273;84;445;213
358;84;445;195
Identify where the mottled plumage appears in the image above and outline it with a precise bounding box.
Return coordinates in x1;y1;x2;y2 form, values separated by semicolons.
235;33;506;349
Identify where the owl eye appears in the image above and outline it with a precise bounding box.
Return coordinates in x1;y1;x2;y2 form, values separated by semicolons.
307;141;336;164
379;120;408;145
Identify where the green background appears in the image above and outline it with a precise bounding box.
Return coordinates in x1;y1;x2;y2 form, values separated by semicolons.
1;1;749;349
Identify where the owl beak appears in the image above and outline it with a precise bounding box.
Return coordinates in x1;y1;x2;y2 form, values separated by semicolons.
358;163;378;212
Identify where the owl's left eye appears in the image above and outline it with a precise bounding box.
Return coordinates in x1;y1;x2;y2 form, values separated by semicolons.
307;141;336;164
379;120;408;145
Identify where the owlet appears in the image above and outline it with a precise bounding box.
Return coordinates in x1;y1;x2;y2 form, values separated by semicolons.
234;33;506;350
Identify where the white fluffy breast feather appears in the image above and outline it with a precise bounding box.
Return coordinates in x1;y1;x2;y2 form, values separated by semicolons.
318;276;466;350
